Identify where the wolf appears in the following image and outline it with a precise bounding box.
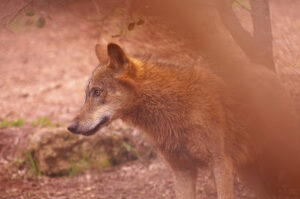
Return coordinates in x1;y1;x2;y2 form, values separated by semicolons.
68;43;300;199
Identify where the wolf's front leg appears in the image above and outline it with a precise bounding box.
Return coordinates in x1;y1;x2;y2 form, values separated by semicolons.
173;167;197;199
163;154;197;199
212;156;234;199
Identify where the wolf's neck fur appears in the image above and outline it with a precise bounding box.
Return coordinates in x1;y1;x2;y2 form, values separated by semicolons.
121;62;221;153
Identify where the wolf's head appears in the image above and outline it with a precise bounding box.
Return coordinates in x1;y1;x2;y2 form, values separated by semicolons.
68;43;140;136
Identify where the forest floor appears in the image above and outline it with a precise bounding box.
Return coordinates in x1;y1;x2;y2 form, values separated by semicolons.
0;0;299;198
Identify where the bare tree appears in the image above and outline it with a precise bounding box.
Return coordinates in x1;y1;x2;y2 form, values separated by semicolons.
216;0;275;71
1;0;276;72
126;0;276;72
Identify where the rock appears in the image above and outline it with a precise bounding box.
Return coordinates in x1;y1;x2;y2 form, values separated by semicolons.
27;123;152;176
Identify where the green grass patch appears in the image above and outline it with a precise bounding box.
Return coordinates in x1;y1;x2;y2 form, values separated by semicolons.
30;116;62;128
31;116;53;127
122;141;141;160
0;119;10;128
26;152;41;176
57;157;92;177
0;118;26;128
0;116;63;129
11;118;26;127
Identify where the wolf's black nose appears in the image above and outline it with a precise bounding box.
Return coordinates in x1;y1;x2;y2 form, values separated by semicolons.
67;122;78;133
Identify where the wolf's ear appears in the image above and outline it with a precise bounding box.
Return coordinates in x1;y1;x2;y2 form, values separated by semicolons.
107;43;130;71
95;44;107;63
107;43;137;90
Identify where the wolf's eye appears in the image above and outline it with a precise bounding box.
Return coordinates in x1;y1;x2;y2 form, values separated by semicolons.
92;88;103;97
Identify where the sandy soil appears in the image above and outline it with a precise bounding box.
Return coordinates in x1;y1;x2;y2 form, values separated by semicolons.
0;0;300;198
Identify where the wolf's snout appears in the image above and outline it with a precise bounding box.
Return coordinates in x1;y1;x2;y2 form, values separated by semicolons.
67;121;79;134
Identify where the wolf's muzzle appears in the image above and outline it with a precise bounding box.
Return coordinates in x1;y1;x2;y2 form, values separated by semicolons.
67;116;110;136
67;121;79;134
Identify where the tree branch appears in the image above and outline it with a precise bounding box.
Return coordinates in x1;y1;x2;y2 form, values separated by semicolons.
0;0;34;27
216;1;257;60
250;0;275;71
216;0;275;72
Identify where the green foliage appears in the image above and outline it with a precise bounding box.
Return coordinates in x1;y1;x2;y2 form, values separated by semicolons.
55;122;62;127
0;116;62;128
127;18;145;31
8;9;47;32
58;153;110;177
0;119;10;128
26;152;41;176
232;0;251;11
11;118;26;127
36;17;46;28
122;141;133;152
98;159;112;171
26;10;35;17
136;19;145;26
0;118;26;128
31;116;53;127
59;158;83;177
112;18;145;38
128;22;135;31
31;116;62;128
14;157;25;166
122;141;141;160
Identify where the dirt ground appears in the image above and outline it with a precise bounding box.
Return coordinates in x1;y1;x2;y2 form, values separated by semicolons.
0;0;300;198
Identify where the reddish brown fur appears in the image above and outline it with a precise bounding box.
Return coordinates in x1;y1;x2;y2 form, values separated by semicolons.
69;43;300;199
